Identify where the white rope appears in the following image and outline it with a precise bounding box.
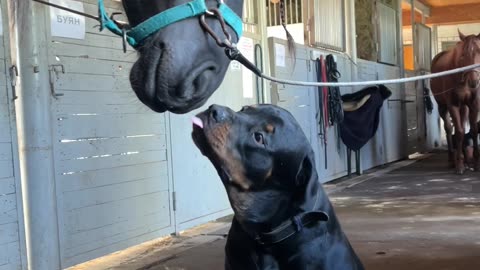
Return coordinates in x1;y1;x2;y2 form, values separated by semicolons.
260;63;480;87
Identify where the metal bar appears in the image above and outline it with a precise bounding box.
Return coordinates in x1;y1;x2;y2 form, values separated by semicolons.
32;0;100;21
411;0;416;70
295;0;302;23
289;0;293;24
273;2;277;26
267;1;270;26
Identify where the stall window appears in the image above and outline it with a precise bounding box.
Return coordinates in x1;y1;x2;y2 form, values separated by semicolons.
244;0;259;25
306;0;346;51
266;0;303;27
377;2;398;65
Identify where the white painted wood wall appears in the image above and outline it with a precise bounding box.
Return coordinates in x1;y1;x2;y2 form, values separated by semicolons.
269;38;411;182
46;1;173;267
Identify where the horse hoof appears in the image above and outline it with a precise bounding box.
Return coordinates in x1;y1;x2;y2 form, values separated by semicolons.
456;169;465;175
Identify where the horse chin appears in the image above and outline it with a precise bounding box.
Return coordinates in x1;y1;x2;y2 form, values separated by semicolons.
468;80;480;89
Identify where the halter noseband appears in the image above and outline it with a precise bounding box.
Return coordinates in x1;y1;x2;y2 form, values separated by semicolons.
98;0;243;48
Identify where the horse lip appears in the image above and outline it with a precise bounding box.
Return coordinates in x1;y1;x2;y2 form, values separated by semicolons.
165;98;207;114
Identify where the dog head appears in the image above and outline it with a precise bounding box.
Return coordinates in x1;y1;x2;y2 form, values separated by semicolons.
192;104;320;229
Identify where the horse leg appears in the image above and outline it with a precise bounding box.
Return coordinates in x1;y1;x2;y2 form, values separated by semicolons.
462;106;470;169
450;105;466;174
439;106;454;167
469;101;480;171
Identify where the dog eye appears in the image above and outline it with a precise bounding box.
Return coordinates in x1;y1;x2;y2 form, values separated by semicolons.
253;132;265;145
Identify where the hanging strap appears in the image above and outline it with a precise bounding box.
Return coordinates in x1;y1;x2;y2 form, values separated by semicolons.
320;56;329;135
316;58;325;136
317;56;329;170
326;54;344;125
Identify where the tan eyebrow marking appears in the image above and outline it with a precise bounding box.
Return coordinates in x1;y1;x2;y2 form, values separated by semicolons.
265;124;275;134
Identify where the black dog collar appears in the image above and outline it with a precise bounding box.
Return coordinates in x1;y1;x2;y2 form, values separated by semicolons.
255;211;329;246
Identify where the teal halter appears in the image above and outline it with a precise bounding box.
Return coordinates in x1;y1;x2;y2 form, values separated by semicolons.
98;0;243;48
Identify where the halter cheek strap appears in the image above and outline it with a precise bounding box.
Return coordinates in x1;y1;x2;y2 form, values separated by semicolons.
98;0;244;48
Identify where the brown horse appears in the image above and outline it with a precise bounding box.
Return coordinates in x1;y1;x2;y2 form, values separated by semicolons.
431;30;480;174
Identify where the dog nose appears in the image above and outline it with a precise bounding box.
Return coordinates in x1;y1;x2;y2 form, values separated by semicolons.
209;105;229;123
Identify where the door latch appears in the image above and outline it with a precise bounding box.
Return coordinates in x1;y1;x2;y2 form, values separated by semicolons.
49;64;65;99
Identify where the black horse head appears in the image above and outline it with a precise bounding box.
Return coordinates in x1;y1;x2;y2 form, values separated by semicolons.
122;0;244;114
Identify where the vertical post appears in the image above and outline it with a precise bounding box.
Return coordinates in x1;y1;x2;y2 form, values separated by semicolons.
410;0;416;71
256;0;270;103
397;0;408;159
432;25;438;58
346;0;357;65
15;1;61;269
345;0;358;93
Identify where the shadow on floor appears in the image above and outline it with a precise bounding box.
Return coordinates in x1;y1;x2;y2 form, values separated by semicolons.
126;152;480;270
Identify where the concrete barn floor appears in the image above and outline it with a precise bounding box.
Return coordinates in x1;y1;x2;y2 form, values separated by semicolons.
71;152;480;270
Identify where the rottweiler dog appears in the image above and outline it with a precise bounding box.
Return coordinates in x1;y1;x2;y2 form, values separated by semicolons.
192;104;364;270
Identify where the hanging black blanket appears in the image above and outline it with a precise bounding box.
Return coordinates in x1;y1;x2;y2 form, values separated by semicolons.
339;85;392;151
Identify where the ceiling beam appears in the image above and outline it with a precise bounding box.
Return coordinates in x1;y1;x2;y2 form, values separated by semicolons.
402;0;431;17
427;3;480;25
413;0;431;17
402;10;423;26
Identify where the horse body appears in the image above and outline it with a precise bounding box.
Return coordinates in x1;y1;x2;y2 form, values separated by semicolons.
431;31;480;174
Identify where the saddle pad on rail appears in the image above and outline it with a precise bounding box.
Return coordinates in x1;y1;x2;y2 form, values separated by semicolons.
339;85;392;151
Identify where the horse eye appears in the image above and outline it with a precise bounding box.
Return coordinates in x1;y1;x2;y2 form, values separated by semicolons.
253;132;265;145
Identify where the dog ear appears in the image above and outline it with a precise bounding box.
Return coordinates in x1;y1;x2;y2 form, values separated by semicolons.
294;150;320;211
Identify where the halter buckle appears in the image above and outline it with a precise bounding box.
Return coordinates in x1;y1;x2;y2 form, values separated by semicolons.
200;8;233;49
109;12;130;29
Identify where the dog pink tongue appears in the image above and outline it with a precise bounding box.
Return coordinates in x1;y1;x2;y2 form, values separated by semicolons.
192;116;204;129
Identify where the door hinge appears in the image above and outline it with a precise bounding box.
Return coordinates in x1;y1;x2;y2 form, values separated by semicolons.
172;191;177;211
9;65;18;101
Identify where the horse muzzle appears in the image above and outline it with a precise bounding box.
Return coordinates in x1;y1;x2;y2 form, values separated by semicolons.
463;70;480;89
129;42;222;114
